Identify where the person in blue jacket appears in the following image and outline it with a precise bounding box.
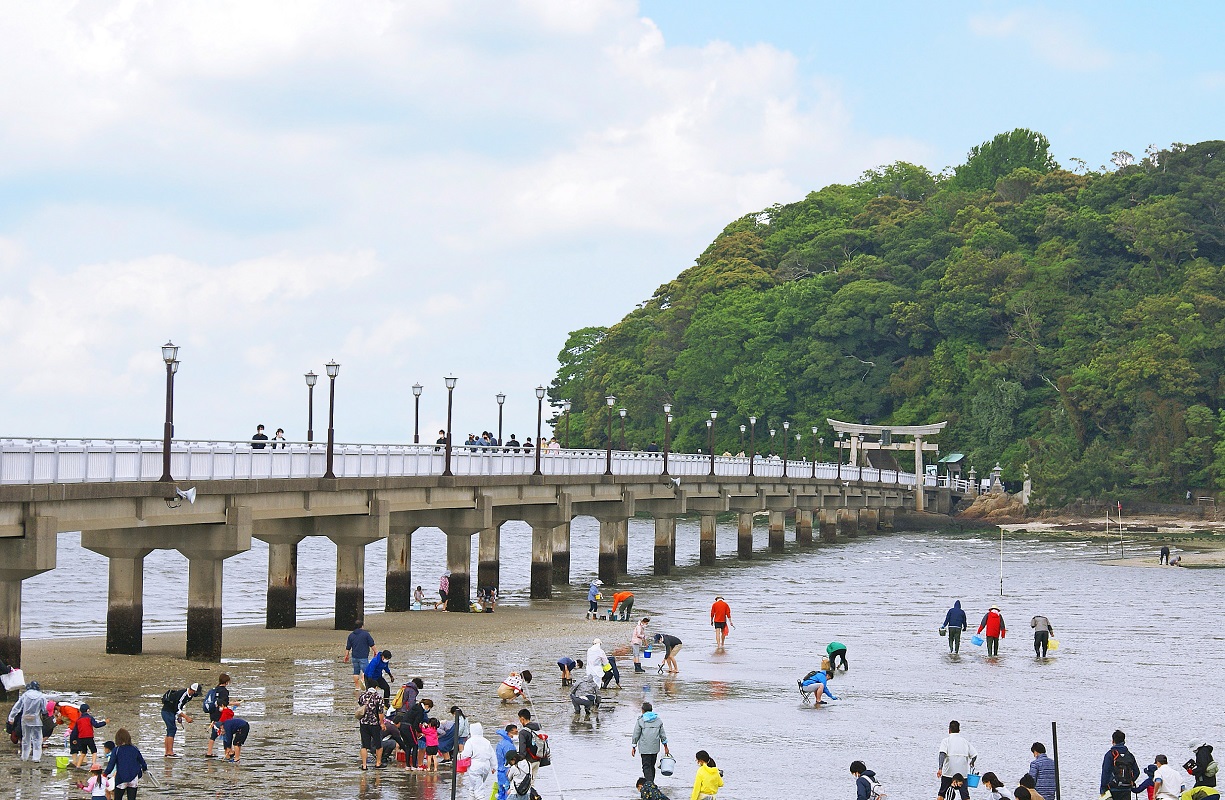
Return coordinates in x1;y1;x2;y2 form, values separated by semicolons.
495;724;519;800
586;580;603;620
364;650;394;701
798;668;839;705
103;728;147;800
942;601;969;654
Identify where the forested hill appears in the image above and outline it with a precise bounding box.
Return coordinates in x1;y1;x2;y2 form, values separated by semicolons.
549;131;1225;505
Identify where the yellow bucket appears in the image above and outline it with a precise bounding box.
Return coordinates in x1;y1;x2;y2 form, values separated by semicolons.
55;755;70;770
1048;638;1060;651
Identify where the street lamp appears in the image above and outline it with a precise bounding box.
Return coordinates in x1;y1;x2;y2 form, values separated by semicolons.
305;371;318;445
158;341;179;483
662;402;672;476
496;392;506;445
769;428;776;457
443;376;457;477
323;360;340;479
708;410;718;476
412;383;423;444
748;416;757;477
604;395;616;475
562;400;571;448
812;427;820;479
739;424;746;454
618;407;627;451
856;433;865;482
533;386;545;475
782;421;790;478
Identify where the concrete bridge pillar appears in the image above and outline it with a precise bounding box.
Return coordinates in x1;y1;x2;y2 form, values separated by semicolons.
83;527;152;654
837;508;858;538
653;516;676;575
177;506;253;661
615;519;629;575
530;524;554;599
819;509;838;543
768;511;786;552
0;515;57;669
385;518;417;613
326;501;390;630
795;509;814;546
699;515;717;566
445;531;474;612
253;519;310;628
598;519;619;585
737;513;754;559
859;508;880;534
552;522;571;585
879;508;896;531
478;524;501;596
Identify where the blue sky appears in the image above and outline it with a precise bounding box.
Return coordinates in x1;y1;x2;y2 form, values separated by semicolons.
0;1;1221;443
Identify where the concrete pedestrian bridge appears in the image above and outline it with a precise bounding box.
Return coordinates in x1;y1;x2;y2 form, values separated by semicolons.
0;437;972;665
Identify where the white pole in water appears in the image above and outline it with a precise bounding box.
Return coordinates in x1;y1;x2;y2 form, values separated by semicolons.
999;527;1004;596
1118;502;1124;558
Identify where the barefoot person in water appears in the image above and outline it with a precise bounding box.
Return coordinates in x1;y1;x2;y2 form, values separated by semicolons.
710;596;732;647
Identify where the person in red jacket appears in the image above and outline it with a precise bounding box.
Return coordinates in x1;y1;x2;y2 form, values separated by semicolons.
977;607;1006;656
69;703;108;769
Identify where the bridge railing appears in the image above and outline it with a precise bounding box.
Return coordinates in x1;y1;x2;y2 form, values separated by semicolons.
0;438;923;486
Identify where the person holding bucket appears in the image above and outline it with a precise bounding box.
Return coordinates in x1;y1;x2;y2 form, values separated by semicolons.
941;601;969;654
976;607;1006;656
937;720;977;800
631;702;671;783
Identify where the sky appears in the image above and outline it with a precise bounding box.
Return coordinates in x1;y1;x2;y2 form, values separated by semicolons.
1;0;1222;444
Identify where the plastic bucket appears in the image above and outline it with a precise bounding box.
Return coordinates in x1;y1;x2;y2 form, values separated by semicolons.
966;774;981;788
643;650;652;659
1048;638;1060;651
659;755;676;776
55;756;70;770
970;634;985;646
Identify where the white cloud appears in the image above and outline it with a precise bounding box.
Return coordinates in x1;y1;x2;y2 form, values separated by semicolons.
969;9;1114;71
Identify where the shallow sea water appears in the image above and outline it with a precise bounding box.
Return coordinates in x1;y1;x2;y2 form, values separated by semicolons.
8;520;1224;800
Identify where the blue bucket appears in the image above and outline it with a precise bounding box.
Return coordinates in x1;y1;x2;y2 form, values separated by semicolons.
643;649;652;659
966;774;981;788
970;634;985;646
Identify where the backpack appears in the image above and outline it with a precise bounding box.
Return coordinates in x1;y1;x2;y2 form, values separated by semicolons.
525;728;551;764
865;776;888;800
161;689;176;707
802;670;820;682
1110;748;1139;789
202;688;218;715
389;685;406;710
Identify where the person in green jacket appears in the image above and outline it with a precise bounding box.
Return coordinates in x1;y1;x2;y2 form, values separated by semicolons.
827;641;848;671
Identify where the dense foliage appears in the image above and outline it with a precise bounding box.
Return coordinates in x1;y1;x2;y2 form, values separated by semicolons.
550;131;1225;505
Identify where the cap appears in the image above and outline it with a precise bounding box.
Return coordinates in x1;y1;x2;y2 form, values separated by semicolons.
189;683;202;692
27;681;39;690
593;579;603;586
79;703;90;713
103;741;116;749
90;764;103;772
592;638;601;646
1190;740;1209;751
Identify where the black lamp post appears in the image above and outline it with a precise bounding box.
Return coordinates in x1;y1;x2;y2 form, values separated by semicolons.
662;403;672;475
159;341;178;483
856;433;865;482
618;407;627;451
305;371;317;445
443;376;457;476
496;392;506;445
604;395;616;475
412;383;422;444
782;421;790;478
323;360;340;479
534;386;545;476
748;415;757;477
707;410;718;476
562;400;571;448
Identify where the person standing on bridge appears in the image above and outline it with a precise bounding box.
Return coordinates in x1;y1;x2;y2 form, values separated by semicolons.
250;425;268;449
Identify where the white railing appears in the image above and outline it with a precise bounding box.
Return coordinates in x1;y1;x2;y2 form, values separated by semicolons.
0;438;923;487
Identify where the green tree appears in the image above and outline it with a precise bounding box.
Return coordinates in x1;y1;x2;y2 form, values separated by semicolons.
951;129;1058;192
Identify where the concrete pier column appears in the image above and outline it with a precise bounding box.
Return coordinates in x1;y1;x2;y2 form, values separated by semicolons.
768;511;786;552
0;515;56;669
107;555;149;652
879;508;896;531
737;513;754;559
186;556;224;661
446;531;473;612
326;501;390;629
552;523;571;585
699;515;717;566
796;509;814;546
385;521;416;613
837;508;858;538
530;524;553;599
653;517;676;576
253;519;310;627
859;508;880;534
819;509;838;543
615;519;629;575
598;519;618;584
478;524;501;595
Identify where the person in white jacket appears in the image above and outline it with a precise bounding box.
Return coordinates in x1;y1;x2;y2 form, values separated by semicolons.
937;720;978;800
586;639;609;680
6;681;48;762
461;722;496;800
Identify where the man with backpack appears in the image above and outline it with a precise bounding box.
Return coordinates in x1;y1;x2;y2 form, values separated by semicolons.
203;673;240;758
1101;729;1140;800
851;760;885;800
160;683;201;757
516;708;550;795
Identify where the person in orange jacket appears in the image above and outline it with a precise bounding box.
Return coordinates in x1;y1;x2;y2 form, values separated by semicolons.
611;591;635;621
977;607;1006;656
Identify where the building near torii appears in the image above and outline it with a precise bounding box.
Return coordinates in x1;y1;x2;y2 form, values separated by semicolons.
827;419;947;512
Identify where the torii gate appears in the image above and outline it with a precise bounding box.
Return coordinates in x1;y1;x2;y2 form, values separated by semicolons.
827;419;947;512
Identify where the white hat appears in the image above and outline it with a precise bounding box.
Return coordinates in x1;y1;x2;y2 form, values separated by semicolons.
189;683;202;692
593;579;602;585
592;638;601;646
